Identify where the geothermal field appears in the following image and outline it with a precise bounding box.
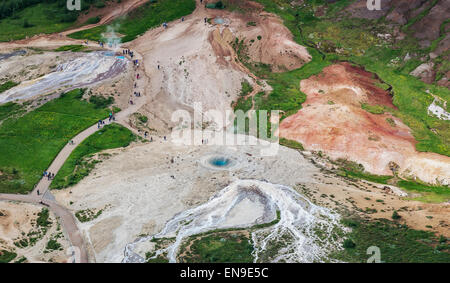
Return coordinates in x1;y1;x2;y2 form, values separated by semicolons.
0;0;449;264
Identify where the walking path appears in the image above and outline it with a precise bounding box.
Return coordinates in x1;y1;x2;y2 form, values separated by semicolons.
0;0;201;263
0;45;151;263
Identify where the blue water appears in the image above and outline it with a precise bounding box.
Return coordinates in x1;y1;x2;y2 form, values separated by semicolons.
116;56;125;59
214;18;224;24
210;157;230;167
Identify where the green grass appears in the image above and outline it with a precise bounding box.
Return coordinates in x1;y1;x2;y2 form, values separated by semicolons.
54;45;86;52
36;208;51;227
333;158;392;184
279;138;304;150
0;89;110;193
334;218;450;263
397;180;449;203
89;95;114;109
0;3;74;42
85;16;101;25
75;208;103;223
179;232;254;263
239;80;253;96
340;170;393;185
0;101;24;122
0;81;19;93
68;0;196;43
0;250;17;263
361;103;386;115
51;123;136;189
46;239;62;251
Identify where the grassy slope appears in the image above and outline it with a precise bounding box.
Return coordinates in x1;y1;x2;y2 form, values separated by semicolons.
68;0;196;42
334;218;450;263
51;123;136;189
0;3;73;42
0;102;25;122
0;89;109;194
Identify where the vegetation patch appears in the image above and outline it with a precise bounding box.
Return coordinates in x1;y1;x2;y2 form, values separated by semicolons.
85;16;101;25
361;103;386;115
68;0;196;42
0;88;110;193
0;250;17;263
0;1;94;41
45;239;62;251
333;218;450;263
0;80;19;93
396;180;449;203
280;138;304;150
36;208;51;227
51;123;136;189
13;208;52;249
333;158;392;184
0;102;25;122
54;45;86;52
89;95;114;109
178;231;254;263
75;208;103;223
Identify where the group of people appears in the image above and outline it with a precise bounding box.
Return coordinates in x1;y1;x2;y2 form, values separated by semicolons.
123;49;134;58
98;119;106;129
43;171;55;181
109;112;115;122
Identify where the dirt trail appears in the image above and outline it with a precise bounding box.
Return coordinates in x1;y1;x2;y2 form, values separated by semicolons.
0;50;149;262
0;194;88;262
0;35;150;264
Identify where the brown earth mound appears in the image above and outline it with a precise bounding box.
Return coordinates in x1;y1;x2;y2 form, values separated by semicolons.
206;4;311;72
280;62;450;184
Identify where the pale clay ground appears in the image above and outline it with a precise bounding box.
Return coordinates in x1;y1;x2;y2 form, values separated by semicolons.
0;201;71;263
